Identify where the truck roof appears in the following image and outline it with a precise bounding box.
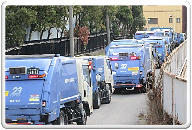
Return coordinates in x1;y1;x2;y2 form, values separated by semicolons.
5;54;76;72
110;44;143;48
5;54;57;59
135;31;154;34
112;39;136;42
142;37;164;40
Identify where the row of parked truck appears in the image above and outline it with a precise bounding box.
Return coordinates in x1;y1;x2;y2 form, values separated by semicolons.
105;28;186;93
5;54;114;125
5;27;186;126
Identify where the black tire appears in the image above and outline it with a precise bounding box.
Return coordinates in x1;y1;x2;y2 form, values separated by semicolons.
103;89;111;104
93;92;101;109
142;83;148;93
134;87;140;93
114;88;122;94
77;110;87;125
57;110;68;125
149;83;152;89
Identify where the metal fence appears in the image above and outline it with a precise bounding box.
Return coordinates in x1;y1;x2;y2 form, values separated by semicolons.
163;40;187;76
154;40;187;125
5;33;109;56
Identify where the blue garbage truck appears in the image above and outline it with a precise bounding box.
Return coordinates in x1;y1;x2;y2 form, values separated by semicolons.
142;37;167;68
153;29;173;52
75;56;113;109
149;35;171;55
5;54;92;125
108;42;147;93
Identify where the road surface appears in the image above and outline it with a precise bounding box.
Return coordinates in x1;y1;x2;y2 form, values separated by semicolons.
86;91;149;125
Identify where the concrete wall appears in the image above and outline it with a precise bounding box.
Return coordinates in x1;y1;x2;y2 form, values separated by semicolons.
162;40;187;124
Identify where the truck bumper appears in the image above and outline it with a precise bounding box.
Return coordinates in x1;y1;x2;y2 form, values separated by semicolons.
113;84;142;88
113;77;144;89
6;115;45;125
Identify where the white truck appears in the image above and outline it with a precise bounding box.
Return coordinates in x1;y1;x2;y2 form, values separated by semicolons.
75;58;93;117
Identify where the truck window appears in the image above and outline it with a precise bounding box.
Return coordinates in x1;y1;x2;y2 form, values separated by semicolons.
82;65;91;86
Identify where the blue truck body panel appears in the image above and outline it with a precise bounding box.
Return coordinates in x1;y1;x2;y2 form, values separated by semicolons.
148;36;171;54
5;55;81;124
179;33;185;43
90;57;105;92
174;33;185;45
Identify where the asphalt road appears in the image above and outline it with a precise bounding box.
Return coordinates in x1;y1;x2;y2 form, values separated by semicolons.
86;91;149;125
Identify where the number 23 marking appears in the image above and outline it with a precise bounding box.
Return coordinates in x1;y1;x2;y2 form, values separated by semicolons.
10;87;22;97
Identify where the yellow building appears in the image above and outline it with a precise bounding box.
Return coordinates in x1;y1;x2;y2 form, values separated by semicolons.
143;5;187;33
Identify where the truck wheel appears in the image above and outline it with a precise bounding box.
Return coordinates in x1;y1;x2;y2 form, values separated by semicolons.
58;110;68;125
114;88;122;94
103;89;111;104
146;82;150;92
142;83;148;93
77;110;87;125
93;92;101;109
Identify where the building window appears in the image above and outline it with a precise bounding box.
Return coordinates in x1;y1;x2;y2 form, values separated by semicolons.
148;18;158;24
177;18;180;23
169;18;172;23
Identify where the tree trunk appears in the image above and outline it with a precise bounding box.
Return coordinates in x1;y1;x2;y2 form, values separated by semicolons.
28;29;32;41
89;22;92;34
28;24;35;41
60;29;64;38
57;29;59;39
47;29;51;40
40;30;44;40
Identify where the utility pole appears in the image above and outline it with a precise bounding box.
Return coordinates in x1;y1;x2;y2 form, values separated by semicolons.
170;15;175;41
106;11;110;46
69;5;74;57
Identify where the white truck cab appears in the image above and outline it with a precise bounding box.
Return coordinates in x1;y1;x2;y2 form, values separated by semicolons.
74;59;93;115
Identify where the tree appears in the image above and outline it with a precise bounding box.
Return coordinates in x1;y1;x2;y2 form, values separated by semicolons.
52;6;68;38
130;6;146;38
32;6;57;40
5;6;36;48
5;5;147;48
116;6;133;37
77;26;90;45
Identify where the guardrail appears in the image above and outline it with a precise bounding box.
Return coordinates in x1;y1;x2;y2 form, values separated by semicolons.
154;40;187;125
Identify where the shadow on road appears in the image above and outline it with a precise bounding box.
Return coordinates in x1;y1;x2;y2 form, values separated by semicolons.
113;89;144;95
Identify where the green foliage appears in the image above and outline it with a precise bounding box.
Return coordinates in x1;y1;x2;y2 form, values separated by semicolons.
5;5;146;48
115;6;133;37
130;6;146;37
6;6;36;48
